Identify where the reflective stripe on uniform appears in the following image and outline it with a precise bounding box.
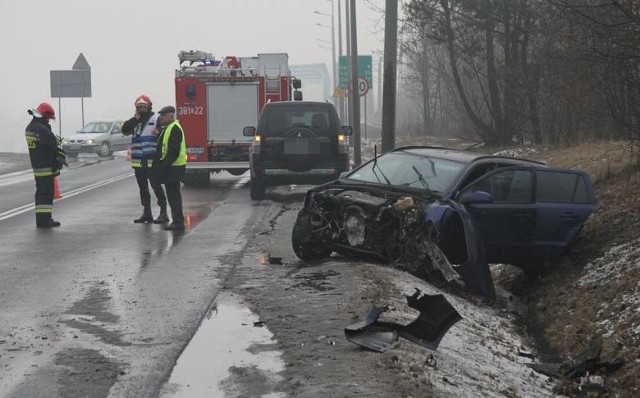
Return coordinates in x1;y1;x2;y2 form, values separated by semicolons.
33;167;56;177
35;205;53;214
130;159;153;168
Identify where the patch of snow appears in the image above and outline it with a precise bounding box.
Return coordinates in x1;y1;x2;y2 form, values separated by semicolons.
577;238;640;286
575;238;640;344
362;266;557;397
492;147;540;158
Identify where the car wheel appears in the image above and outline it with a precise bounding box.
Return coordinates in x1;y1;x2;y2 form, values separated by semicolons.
250;176;266;200
291;215;332;261
98;142;111;157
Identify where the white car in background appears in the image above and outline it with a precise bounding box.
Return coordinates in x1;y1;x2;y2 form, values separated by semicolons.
61;120;128;157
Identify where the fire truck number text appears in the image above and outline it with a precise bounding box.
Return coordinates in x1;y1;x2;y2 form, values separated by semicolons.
178;106;204;116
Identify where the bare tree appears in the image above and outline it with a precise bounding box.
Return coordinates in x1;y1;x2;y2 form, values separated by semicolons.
403;0;546;145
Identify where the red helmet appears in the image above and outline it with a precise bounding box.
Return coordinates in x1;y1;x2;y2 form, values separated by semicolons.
134;95;152;107
29;102;56;120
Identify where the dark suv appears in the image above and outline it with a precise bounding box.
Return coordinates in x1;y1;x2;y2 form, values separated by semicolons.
243;101;353;200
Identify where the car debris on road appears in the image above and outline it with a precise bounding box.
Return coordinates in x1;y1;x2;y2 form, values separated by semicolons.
344;288;462;353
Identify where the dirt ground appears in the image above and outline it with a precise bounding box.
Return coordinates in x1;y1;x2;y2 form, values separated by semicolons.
504;140;640;397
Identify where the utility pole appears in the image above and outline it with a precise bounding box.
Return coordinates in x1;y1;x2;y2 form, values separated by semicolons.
337;0;344;121
345;0;351;126
329;1;337;108
381;0;398;153
314;3;337;106
349;0;361;165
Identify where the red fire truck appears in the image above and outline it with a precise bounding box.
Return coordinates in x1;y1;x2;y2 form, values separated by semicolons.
174;50;302;186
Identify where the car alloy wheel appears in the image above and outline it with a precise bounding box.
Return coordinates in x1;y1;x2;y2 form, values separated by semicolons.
98;142;111;157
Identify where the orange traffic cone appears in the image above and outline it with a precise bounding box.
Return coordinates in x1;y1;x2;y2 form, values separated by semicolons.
53;176;62;199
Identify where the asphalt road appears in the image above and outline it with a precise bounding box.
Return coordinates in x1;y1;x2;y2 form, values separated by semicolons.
0;154;266;396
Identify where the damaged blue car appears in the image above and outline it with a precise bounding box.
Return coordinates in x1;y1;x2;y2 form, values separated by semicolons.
291;146;597;301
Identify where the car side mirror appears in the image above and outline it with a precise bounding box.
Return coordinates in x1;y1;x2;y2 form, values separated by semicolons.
243;126;256;137
459;190;493;205
339;171;349;179
342;126;353;136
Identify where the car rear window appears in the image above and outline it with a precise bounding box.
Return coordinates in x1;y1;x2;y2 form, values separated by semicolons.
261;106;336;137
81;122;112;133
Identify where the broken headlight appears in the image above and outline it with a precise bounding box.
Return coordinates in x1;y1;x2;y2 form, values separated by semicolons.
344;215;366;246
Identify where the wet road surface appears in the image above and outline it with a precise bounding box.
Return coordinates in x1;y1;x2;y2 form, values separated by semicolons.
0;154;279;397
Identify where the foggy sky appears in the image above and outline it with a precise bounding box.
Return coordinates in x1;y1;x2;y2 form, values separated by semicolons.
0;0;385;153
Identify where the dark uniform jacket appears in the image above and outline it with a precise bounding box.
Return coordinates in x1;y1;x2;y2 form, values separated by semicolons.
154;123;185;184
25;118;60;176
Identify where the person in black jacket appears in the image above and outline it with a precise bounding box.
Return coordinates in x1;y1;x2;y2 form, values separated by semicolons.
25;102;66;228
153;106;187;231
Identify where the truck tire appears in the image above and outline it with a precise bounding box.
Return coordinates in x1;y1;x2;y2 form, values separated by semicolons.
250;177;266;200
228;168;249;176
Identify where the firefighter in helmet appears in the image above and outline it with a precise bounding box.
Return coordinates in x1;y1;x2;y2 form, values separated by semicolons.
122;95;168;224
25;102;67;228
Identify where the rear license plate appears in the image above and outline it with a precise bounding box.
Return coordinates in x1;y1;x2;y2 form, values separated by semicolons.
284;140;320;155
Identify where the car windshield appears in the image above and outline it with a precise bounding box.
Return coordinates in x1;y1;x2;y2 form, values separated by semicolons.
79;122;111;134
345;150;467;194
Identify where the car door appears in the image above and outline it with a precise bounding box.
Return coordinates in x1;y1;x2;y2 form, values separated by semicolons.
110;122;128;151
533;168;596;260
459;167;537;265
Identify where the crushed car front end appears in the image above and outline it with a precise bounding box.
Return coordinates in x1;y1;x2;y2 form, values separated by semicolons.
292;181;495;301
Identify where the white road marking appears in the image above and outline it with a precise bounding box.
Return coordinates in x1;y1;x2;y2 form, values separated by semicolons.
232;176;250;189
0;169;33;187
0;172;133;221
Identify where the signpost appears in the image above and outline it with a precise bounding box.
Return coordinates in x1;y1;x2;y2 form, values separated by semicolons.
338;55;372;90
356;76;369;96
50;53;92;135
358;77;369;140
339;55;372;142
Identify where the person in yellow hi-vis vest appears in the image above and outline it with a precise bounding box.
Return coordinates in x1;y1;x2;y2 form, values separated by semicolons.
24;102;67;228
153;106;187;231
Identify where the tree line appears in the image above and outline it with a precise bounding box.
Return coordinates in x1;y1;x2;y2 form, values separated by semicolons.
400;0;640;146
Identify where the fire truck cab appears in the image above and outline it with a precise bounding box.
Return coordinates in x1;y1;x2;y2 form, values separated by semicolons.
174;50;301;186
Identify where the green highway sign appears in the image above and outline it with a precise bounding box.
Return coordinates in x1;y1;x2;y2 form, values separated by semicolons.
338;55;372;90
